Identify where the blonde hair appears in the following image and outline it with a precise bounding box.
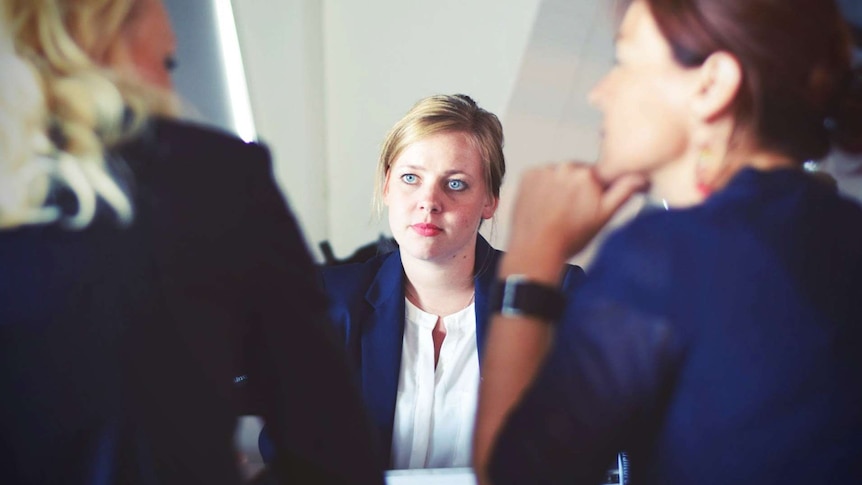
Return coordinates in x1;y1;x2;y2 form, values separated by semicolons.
373;94;506;215
0;0;177;230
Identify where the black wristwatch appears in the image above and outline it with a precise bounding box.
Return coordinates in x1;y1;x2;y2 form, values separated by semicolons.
489;274;565;322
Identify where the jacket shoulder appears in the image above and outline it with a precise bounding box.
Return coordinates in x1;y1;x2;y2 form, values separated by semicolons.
117;117;271;175
321;252;392;306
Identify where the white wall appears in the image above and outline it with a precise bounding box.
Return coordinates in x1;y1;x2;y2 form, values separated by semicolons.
231;1;328;257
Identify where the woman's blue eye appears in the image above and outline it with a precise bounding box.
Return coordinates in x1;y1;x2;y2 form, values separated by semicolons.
401;174;418;184
448;179;466;191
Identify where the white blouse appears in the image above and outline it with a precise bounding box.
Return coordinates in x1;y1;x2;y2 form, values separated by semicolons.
390;298;480;469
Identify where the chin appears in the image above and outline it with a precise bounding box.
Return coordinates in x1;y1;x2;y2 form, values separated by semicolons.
398;237;438;261
404;248;442;263
595;154;654;187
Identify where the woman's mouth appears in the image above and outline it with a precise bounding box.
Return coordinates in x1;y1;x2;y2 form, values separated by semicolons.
411;223;443;236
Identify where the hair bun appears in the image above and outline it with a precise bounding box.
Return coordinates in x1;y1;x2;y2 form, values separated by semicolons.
453;94;477;107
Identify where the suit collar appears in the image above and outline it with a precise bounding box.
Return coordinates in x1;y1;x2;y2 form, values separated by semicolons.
473;235;499;361
364;237;500;362
365;249;405;308
360;251;406;464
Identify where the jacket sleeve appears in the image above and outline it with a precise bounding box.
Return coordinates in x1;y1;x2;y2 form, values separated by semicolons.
238;143;384;485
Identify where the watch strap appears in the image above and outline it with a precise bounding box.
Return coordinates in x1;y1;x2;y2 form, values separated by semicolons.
489;274;565;322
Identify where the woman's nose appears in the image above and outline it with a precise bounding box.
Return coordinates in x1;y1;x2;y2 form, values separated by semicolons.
417;185;442;213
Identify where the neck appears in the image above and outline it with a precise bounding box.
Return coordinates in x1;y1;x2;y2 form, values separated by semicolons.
401;244;476;316
650;146;797;208
648;151;704;207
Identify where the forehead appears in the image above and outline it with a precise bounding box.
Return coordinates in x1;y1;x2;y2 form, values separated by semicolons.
391;131;484;171
617;1;666;51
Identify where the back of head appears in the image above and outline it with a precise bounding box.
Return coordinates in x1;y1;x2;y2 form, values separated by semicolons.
0;0;175;230
374;94;506;214
640;0;862;162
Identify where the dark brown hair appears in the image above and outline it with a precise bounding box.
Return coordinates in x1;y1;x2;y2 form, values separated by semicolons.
637;0;862;160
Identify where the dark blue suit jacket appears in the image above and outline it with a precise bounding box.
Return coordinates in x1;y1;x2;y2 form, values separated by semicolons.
490;168;862;485
321;236;585;465
0;118;383;485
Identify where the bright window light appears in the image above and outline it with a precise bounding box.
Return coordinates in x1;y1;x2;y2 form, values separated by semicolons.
213;0;257;142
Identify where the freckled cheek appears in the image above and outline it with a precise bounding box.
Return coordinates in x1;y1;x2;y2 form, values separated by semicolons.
452;205;486;228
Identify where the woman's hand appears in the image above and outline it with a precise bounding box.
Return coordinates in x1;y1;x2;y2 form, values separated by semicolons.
503;163;647;282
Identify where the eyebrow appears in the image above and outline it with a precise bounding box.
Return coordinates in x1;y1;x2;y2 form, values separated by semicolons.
396;164;472;177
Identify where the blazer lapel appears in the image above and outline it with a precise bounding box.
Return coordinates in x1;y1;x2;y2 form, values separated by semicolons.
361;250;406;460
473;236;500;364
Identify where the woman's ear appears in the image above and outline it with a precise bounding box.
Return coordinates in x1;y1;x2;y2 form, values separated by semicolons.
691;51;742;122
482;195;499;219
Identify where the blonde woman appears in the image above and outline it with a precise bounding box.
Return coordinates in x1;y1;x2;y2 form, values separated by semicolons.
321;94;585;469
0;1;382;483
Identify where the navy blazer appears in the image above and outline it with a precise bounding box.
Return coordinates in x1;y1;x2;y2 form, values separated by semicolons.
489;168;862;485
0;118;383;485
321;235;586;465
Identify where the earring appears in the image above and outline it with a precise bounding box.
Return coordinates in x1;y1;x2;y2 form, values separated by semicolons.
695;148;715;197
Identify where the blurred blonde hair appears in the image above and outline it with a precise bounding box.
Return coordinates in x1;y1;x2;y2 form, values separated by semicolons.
0;0;177;229
373;94;506;216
